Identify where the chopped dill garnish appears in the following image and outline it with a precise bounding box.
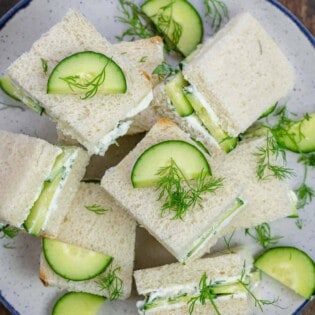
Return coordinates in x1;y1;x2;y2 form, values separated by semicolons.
245;223;282;249
188;273;221;315
156;159;224;220
295;218;303;230
139;56;148;63
294;154;315;209
0;224;20;239
203;0;229;32
223;229;235;252
59;60;110;100
254;130;295;181
152;62;178;80
116;0;156;41
97;266;123;300
84;204;110;215
41;58;48;74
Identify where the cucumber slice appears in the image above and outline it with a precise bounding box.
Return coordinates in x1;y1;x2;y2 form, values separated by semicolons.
24;148;76;235
254;247;315;299
43;238;112;281
274;113;315;153
184;92;237;153
141;0;203;56
165;73;194;116
0;76;44;114
131;140;211;188
47;51;127;95
0;76;21;101
52;292;105;315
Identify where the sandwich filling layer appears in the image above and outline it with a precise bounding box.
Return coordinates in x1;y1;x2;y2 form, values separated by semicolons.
24;147;80;235
137;271;259;313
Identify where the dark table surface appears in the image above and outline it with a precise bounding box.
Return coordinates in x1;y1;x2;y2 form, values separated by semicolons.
0;1;314;315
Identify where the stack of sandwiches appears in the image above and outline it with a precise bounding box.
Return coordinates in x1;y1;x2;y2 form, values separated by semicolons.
1;7;298;315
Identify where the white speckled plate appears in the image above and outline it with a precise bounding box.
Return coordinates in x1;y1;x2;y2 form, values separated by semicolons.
0;1;314;314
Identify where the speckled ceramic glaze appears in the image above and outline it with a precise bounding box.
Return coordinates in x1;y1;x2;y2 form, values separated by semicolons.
0;1;314;314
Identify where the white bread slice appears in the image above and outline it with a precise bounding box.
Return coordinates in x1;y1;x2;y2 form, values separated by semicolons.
134;253;250;315
182;12;295;137
216;137;293;236
55;36;164;141
0;130;61;227
41;146;89;237
101;118;245;262
39;182;136;299
153;83;222;155
8;10;153;155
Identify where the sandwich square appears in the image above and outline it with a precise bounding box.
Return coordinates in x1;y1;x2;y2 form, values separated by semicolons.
8;10;153;155
40;182;136;299
102;118;245;263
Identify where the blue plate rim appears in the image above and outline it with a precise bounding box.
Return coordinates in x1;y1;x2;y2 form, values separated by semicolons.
0;0;313;314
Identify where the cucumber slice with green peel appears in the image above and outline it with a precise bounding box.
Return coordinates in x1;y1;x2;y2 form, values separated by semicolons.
184;92;237;153
0;76;21;101
43;238;113;281
24;148;75;235
141;0;203;56
165;73;194;116
47;51;127;96
131;140;211;188
52;292;105;315
0;76;44;114
273;113;315;153
254;247;315;299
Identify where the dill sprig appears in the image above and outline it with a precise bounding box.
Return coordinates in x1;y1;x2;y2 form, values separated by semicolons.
152;62;178;81
188;273;221;315
97;266;123;300
59;60;110;100
153;1;183;47
223;229;235;252
254;130;294;181
203;0;229;32
116;0;156;41
84;204;110;215
245;223;282;249
294;154;315;209
0;224;20;239
41;58;48;74
156;159;224;220
237;262;281;311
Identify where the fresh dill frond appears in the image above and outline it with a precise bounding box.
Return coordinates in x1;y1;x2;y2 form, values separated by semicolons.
60;60;110;100
255;130;294;181
41;58;48;74
97;266;123;300
298;154;315;167
223;229;235;252
294;160;315;209
0;224;20;239
84;204;110;215
238;262;282;312
188;273;221;315
116;0;156;41
152;62;178;80
245;223;282;249
203;0;229;32
156;159;223;220
295;218;303;230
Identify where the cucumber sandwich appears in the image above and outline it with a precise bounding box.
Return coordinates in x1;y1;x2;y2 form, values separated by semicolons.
102;118;245;263
40;183;136;300
6;10;154;156
154;12;295;153
134;251;260;314
0;130;89;237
